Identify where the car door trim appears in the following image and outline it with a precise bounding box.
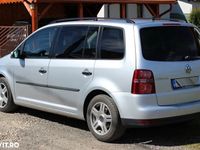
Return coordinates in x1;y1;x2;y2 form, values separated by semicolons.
16;81;80;92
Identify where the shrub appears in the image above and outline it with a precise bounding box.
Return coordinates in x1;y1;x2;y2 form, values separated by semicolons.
189;8;200;27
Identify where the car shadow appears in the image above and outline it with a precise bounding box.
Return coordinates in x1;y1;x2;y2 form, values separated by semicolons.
18;107;200;146
117;121;200;146
17;107;89;131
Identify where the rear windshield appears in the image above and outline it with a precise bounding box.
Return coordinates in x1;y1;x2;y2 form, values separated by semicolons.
140;26;200;61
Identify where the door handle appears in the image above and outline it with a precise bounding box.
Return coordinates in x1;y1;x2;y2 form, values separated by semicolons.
39;69;47;74
82;69;92;76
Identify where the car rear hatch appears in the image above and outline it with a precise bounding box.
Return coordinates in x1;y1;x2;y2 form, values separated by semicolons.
139;25;200;106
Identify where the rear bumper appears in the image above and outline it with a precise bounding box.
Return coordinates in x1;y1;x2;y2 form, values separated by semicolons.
111;92;200;126
121;112;200;127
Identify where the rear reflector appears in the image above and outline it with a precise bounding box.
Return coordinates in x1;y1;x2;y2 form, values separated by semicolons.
132;69;155;94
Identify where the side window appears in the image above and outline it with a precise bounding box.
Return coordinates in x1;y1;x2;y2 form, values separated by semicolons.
54;26;88;59
100;27;125;59
84;27;99;59
23;27;56;58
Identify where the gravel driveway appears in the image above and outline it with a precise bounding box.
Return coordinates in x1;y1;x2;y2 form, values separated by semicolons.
0;107;200;150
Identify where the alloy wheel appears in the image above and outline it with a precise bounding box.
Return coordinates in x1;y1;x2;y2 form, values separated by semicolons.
0;83;8;108
90;102;112;136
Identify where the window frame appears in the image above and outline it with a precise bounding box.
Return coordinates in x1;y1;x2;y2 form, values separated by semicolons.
52;25;100;60
84;26;100;59
17;27;58;59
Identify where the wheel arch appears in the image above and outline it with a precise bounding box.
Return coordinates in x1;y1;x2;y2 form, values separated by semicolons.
0;72;16;103
0;73;5;78
83;89;110;120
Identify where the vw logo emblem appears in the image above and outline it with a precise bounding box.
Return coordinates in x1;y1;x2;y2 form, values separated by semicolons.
185;64;192;73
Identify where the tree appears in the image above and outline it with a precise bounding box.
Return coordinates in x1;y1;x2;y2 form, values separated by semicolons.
189;8;200;27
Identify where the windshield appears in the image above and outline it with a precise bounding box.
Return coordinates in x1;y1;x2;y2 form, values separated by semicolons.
140;26;200;61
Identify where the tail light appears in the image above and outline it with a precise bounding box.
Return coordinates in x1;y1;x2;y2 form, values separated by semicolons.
132;69;155;94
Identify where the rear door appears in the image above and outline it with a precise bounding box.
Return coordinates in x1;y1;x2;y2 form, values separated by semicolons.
139;25;200;105
47;25;99;113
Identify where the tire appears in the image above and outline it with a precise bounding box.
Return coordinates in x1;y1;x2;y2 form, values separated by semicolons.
0;77;17;112
86;94;125;142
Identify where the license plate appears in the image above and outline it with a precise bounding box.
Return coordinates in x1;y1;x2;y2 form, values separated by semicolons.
171;77;200;90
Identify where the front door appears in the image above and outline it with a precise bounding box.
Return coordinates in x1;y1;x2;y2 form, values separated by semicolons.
14;27;57;105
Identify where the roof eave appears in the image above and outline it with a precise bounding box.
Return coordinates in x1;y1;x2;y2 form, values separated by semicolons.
0;0;177;4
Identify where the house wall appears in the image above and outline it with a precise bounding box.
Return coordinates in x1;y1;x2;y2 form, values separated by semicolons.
178;0;192;14
172;0;200;19
97;2;197;21
0;3;30;26
97;4;171;19
127;4;138;18
0;3;67;26
190;1;200;9
0;3;102;26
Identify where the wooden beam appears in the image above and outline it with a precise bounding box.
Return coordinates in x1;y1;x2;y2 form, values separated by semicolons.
31;3;38;32
120;4;126;18
153;4;159;17
23;1;38;32
23;1;32;16
84;5;94;17
159;4;172;17
35;0;177;4
38;3;53;20
137;4;143;18
144;4;159;17
78;3;84;18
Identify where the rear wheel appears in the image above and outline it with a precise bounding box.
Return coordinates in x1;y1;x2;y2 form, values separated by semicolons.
86;94;125;142
0;77;17;112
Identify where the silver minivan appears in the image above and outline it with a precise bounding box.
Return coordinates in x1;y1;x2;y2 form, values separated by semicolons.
0;18;200;142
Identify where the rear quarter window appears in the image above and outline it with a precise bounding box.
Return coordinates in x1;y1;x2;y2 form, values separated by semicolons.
99;27;125;59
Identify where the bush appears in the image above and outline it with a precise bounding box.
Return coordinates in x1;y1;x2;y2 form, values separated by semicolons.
189;8;200;27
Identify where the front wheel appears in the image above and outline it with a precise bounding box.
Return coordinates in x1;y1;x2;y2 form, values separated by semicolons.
86;94;125;142
0;77;17;112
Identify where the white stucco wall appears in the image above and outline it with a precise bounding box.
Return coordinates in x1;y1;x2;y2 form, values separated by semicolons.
126;4;137;18
98;4;171;18
178;0;193;14
97;1;197;19
97;5;106;17
142;4;170;18
173;0;200;16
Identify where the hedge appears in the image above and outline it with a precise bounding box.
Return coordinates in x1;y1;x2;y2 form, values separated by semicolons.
189;8;200;27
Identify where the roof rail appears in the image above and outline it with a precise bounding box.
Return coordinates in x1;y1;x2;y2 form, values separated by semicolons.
50;17;135;24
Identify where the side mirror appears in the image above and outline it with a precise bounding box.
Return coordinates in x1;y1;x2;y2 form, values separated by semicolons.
11;49;22;59
11;43;25;59
19;51;26;59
